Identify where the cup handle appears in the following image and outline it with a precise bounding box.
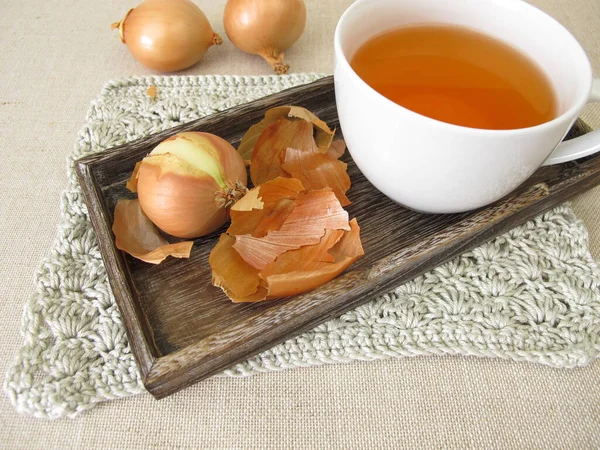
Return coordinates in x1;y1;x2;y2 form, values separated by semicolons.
542;78;600;166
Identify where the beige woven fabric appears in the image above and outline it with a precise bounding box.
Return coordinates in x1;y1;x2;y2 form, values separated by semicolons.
1;0;599;448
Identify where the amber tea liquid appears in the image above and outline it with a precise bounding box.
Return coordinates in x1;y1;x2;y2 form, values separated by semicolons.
350;25;557;130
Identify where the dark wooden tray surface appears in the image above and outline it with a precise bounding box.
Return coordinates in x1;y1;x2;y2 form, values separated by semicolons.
75;76;600;399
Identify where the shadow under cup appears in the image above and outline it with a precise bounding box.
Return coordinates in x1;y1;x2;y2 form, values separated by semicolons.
333;0;593;213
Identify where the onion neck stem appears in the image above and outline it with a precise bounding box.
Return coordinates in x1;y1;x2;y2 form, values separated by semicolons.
260;49;290;75
111;8;133;43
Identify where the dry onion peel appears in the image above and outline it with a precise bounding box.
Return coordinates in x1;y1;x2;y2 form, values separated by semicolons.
134;132;247;238
261;219;363;298
112;0;222;72
228;177;304;236
327;139;347;160
281;145;351;206
233;188;350;270
223;0;306;74
239;105;350;205
147;85;157;99
112;199;193;264
250;118;316;184
210;234;268;302
286;106;334;150
209;178;363;302
238;106;333;161
126;161;142;193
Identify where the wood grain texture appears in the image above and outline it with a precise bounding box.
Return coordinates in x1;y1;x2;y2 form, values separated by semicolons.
75;76;600;399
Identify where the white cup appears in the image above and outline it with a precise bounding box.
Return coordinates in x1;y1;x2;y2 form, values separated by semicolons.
334;0;600;213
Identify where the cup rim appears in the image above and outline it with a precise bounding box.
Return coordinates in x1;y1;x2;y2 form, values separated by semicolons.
333;0;593;135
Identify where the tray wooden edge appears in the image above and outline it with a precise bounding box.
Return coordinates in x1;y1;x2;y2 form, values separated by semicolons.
74;75;333;386
146;168;600;399
75;160;158;381
73;76;600;399
75;76;335;169
73;76;336;387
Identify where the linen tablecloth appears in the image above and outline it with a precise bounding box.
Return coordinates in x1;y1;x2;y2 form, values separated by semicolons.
1;0;599;447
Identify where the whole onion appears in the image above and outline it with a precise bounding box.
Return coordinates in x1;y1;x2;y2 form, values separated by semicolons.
134;132;247;238
223;0;307;74
112;0;222;72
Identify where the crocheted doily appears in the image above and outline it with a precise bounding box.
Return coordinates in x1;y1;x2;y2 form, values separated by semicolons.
5;74;600;419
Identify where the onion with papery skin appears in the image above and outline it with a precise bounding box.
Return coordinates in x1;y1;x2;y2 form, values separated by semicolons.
111;0;222;72
130;132;247;239
223;0;306;74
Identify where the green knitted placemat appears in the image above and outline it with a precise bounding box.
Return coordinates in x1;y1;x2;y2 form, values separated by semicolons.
5;74;600;419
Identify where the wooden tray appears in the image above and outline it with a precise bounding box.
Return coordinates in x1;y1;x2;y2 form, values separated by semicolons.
76;76;600;399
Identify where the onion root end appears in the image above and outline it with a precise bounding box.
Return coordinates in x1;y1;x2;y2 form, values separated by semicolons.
212;33;223;46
